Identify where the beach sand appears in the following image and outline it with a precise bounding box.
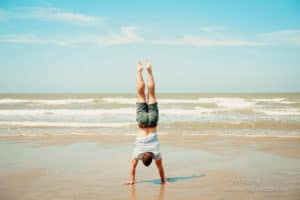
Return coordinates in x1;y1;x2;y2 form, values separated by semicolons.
0;134;299;200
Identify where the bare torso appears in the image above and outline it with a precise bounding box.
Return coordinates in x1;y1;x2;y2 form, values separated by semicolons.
138;126;157;137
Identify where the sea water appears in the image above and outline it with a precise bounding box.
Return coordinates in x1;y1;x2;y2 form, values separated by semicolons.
0;93;299;137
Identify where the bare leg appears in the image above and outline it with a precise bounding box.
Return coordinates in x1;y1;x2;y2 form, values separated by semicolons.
137;61;146;103
146;60;156;104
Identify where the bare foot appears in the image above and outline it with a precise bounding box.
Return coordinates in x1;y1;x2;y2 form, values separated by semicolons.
137;61;143;73
146;59;152;74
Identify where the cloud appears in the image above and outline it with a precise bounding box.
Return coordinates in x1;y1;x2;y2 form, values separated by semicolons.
152;36;261;47
0;34;82;45
262;29;300;45
1;6;105;24
1;26;299;47
96;27;144;46
0;34;43;44
151;24;262;47
152;29;300;47
0;27;144;46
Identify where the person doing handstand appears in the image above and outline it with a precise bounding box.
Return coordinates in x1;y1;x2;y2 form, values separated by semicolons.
125;60;167;185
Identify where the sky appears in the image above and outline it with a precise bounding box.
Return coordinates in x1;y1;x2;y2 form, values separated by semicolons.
0;0;299;93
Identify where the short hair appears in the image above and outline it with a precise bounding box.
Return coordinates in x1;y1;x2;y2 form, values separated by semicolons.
142;152;154;167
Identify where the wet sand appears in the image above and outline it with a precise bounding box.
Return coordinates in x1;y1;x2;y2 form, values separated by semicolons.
0;134;299;200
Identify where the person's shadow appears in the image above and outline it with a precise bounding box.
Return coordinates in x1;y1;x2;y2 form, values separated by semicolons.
136;174;206;185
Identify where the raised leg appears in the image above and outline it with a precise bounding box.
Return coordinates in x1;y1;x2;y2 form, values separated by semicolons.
146;60;156;104
137;61;146;103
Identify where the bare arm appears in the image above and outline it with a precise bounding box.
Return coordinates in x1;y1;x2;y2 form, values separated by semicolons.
125;158;138;185
155;159;167;184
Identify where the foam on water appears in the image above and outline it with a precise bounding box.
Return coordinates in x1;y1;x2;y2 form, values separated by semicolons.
0;108;135;116
0;98;95;105
197;98;255;109
161;108;215;116
253;98;295;104
194;107;228;113
0;121;133;128
103;97;213;104
0;107;299;117
159;99;209;104
102;97;205;104
0;107;225;117
0;97;297;107
103;97;256;109
102;97;135;104
255;108;300;116
0;131;298;138
182;133;300;138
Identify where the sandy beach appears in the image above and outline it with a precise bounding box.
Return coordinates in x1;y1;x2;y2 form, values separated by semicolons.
0;134;299;200
1;0;300;198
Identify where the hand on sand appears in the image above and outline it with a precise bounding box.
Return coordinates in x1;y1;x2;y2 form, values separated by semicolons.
124;180;135;185
137;61;143;73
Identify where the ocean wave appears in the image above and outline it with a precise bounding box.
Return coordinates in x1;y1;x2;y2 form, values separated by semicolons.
103;97;256;109
161;108;217;116
255;108;300;116
1;97;296;109
196;98;255;109
0;98;95;105
0;107;299;117
0;132;123;137
0;107;221;117
102;98;135;104
165;121;300;130
0;107;300;117
0;132;298;138
0;132;169;137
162;98;255;109
182;133;300;138
0;108;135;116
0;121;133;128
103;97;216;104
195;107;226;113
253;98;295;104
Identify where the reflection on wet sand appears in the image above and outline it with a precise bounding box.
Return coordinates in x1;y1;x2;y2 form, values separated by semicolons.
129;184;165;200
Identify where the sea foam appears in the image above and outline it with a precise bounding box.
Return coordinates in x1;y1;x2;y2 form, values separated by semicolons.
0;108;135;116
0;121;133;128
0;98;95;105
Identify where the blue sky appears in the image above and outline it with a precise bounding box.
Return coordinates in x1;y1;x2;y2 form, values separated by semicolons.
0;0;299;93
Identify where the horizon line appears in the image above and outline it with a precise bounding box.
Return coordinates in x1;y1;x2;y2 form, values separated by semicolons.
0;92;299;95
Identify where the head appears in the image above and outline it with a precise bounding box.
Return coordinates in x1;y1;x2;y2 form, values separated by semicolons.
142;152;154;167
